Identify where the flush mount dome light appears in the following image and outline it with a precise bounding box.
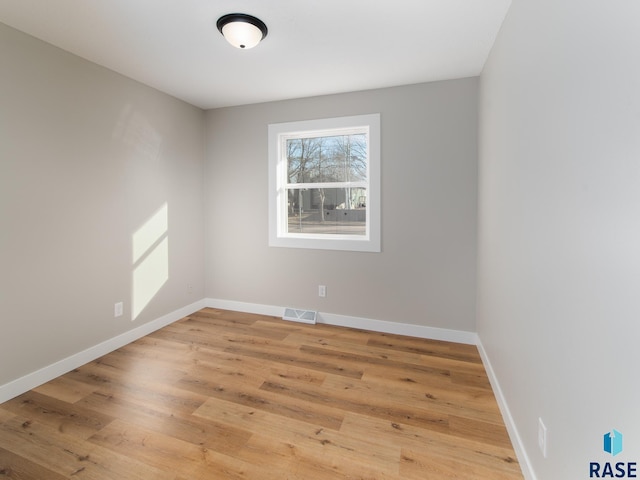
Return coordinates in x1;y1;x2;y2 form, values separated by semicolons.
216;13;268;49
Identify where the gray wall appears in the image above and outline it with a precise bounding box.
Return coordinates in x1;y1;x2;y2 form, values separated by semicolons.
478;0;640;477
0;23;206;386
205;79;478;332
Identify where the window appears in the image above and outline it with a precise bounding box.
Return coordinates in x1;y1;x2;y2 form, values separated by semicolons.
268;114;380;252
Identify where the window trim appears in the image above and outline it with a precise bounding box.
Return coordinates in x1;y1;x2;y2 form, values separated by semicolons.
268;114;380;252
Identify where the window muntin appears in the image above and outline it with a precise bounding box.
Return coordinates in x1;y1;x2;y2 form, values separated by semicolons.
269;114;380;252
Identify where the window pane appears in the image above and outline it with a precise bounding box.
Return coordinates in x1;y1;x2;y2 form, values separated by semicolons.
286;134;367;184
287;187;367;235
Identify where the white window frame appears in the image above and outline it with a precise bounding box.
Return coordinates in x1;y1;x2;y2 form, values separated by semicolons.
268;114;380;252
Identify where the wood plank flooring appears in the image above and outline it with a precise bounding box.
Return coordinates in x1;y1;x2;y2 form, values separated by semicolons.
0;308;523;479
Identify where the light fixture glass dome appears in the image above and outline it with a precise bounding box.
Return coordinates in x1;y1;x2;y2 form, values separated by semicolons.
217;13;268;49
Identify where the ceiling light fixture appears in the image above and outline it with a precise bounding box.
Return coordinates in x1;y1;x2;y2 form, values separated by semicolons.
216;13;268;50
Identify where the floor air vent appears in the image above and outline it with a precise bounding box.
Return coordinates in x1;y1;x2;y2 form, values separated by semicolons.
283;308;317;324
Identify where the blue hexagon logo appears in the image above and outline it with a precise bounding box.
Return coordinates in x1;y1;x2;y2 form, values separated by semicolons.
604;430;623;456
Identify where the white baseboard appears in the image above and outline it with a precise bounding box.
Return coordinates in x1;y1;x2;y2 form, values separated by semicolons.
205;298;477;345
476;337;536;480
204;298;284;318
0;299;208;404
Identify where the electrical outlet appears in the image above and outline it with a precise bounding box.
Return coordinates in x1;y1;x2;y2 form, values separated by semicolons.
114;302;124;318
538;417;547;458
187;284;193;294
318;285;326;297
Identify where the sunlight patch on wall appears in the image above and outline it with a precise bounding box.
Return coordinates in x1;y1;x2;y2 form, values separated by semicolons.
132;203;169;320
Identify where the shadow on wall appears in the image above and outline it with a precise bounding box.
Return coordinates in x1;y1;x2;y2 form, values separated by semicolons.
113;104;163;161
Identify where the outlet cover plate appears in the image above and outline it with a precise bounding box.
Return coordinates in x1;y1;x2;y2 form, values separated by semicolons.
538;417;547;458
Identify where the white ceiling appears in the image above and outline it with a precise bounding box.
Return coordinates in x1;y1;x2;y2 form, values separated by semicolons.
0;0;511;109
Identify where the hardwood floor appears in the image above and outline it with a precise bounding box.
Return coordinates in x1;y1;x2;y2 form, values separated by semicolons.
0;308;523;479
